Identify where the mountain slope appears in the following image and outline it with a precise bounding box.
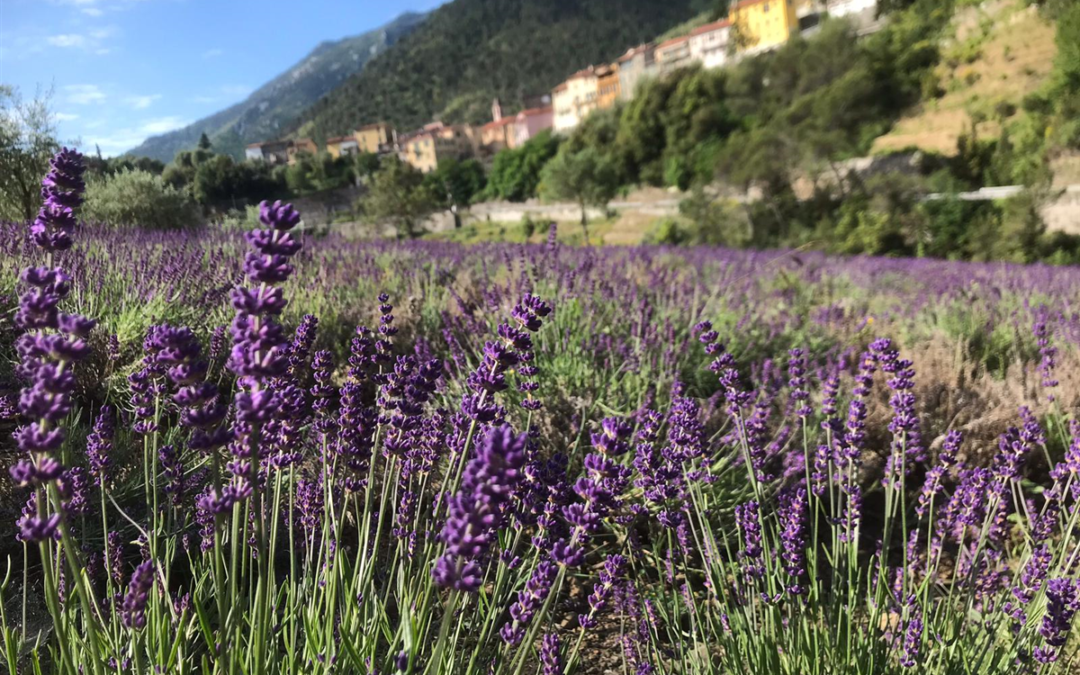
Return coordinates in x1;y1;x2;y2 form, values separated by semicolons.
126;11;428;162
871;0;1056;156
293;0;700;139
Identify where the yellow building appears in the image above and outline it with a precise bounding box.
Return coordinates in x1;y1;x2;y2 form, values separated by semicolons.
355;122;394;155
729;0;798;55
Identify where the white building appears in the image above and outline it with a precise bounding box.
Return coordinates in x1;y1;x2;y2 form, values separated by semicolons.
688;19;732;70
826;0;878;18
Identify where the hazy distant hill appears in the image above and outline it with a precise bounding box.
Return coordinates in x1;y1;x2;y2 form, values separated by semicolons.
292;0;703;139
126;11;427;162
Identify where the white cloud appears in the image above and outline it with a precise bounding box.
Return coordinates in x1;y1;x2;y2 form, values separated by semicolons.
47;34;88;48
82;7;104;16
80;116;190;157
139;116;189;135
80;130;148;157
202;48;224;59
124;94;161;110
65;84;107;105
55;113;80;122
45;26;118;53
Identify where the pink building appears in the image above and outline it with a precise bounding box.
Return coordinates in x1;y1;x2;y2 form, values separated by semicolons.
512;106;554;147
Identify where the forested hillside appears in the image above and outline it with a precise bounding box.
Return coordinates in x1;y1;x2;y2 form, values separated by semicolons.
292;0;713;139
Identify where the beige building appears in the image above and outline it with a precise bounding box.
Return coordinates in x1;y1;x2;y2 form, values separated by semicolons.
655;35;692;73
552;66;600;134
399;122;478;173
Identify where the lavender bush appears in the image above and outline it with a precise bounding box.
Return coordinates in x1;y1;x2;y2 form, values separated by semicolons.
0;151;1077;673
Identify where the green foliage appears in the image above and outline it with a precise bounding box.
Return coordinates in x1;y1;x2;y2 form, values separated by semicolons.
0;86;59;220
85;154;165;177
354;152;382;181
83;169;200;230
1045;0;1080;146
540;147;620;231
482;130;560;202
193;155;284;205
360;156;441;238
285;151;353;195
425;157;486;207
296;0;699;136
519;214;538;240
676;188;753;247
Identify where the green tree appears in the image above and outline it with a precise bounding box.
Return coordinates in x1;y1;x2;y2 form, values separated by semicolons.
198;132;213;151
484;130;560;202
354;152;382;181
83;169;200;230
0;86;60;220
193;155;284;206
539;147;619;242
360;156;441;239
430;158;486;208
286;151;353;195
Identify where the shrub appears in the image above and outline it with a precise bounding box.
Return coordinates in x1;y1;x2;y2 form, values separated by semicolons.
83;168;200;229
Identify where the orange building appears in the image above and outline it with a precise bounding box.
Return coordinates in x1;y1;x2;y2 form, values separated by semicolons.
596;63;621;109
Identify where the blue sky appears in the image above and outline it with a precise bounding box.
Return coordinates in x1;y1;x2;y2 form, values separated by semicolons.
0;0;445;156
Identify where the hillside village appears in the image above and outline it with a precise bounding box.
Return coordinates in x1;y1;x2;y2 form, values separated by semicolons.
244;0;877;175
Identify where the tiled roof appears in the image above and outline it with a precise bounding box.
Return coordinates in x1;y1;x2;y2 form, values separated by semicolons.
481;117;517;131
518;106;553;117
656;35;689;50
691;19;732;36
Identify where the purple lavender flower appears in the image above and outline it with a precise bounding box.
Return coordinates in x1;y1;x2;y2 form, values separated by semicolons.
31;148;85;251
433;425;526;592
779;487;807;595
289;314;319;376
899;601;922;668
9;149;91;542
787;348;812;418
499;559;557;644
121;560;155;629
1034;314;1058;397
579;554;626;628
916;430;961;518
735;501;763;582
86;405;114;484
540;633;561;675
1035;578;1080;663
591;417;632;456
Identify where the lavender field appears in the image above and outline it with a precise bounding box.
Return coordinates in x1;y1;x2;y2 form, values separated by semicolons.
2;151;1080;674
